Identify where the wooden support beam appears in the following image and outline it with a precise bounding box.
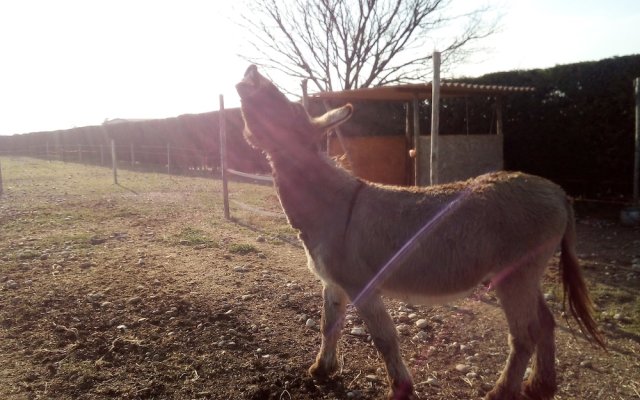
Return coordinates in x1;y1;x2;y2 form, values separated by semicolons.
219;94;230;220
430;51;441;186
111;139;118;185
496;95;504;136
634;77;639;205
412;95;421;186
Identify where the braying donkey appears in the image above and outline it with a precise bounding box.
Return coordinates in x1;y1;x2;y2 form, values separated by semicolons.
235;65;605;400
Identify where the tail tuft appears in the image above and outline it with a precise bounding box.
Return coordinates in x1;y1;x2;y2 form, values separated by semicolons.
560;199;606;349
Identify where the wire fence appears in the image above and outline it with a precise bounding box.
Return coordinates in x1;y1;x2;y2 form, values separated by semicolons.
0;99;276;219
0;158;3;196
0;95;280;221
0;142;219;177
217;95;285;221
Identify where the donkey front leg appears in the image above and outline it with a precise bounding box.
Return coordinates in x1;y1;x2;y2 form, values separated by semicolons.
309;283;348;379
356;295;414;400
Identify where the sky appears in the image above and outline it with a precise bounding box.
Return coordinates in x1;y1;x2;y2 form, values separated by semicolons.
0;0;638;136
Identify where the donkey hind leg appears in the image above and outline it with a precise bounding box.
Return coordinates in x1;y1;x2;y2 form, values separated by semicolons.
523;296;557;400
309;284;348;379
355;295;414;400
486;276;546;400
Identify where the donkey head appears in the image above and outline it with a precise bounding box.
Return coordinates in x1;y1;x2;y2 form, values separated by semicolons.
236;65;352;154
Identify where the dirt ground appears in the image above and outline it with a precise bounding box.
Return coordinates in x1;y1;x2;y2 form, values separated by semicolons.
0;157;639;400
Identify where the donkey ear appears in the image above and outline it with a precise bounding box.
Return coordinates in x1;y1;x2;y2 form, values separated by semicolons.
311;104;353;131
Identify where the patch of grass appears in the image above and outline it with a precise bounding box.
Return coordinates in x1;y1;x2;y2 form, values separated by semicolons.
114;208;140;218
228;243;258;255
16;249;40;260
65;233;95;249
175;227;215;247
35;232;98;250
591;284;640;336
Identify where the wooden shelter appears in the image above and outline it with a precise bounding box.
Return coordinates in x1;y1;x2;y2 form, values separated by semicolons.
310;81;534;186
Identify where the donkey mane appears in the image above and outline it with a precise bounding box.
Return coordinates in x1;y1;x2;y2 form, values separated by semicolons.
236;65;604;400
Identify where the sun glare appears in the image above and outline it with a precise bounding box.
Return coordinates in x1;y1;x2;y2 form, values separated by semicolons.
0;0;638;135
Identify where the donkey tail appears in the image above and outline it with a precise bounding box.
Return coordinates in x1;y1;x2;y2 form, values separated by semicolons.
559;198;606;349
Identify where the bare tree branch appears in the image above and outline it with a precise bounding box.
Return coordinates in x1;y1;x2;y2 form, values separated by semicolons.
237;0;499;93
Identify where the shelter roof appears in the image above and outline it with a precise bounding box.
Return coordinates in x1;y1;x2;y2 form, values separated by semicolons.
309;81;535;102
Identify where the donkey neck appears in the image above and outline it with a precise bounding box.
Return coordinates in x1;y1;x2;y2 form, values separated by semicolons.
268;148;360;235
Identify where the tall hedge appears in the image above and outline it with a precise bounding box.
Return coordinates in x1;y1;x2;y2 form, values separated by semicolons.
467;54;640;198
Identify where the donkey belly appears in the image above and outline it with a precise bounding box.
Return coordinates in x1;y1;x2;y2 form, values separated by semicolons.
381;286;476;306
377;259;494;305
304;222;526;304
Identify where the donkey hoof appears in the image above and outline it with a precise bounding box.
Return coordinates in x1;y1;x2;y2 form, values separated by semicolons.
308;361;337;381
522;380;557;400
388;380;415;400
484;386;523;400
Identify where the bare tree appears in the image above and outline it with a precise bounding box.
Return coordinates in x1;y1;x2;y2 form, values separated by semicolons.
238;0;498;93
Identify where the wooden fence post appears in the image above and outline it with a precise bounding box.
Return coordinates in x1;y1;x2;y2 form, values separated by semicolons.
167;143;171;175
130;143;135;167
633;77;639;205
405;102;413;185
219;94;230;220
78;144;83;163
111;139;118;185
496;95;504;136
412;95;421;186
100;144;105;166
0;158;3;196
430;50;441;186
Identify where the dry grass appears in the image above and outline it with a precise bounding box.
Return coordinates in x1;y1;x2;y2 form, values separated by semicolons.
0;156;638;400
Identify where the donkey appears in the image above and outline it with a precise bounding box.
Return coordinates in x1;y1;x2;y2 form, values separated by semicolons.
236;65;605;400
